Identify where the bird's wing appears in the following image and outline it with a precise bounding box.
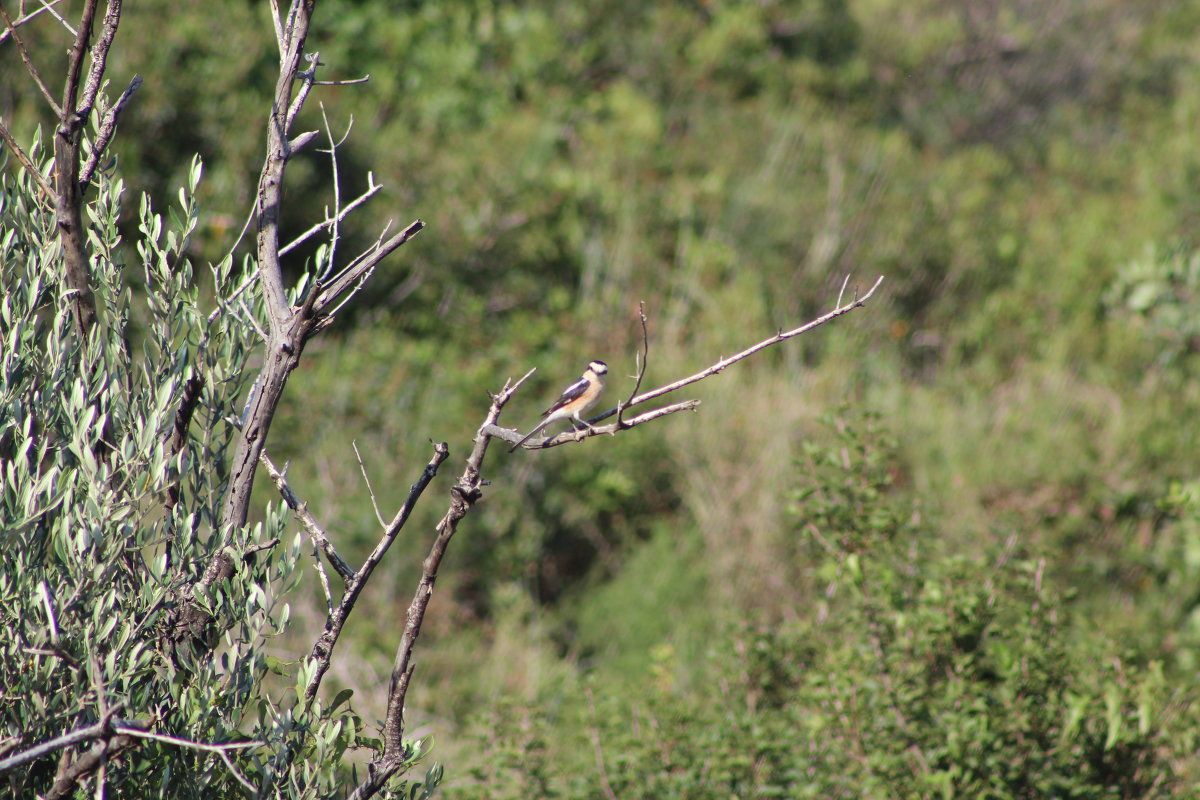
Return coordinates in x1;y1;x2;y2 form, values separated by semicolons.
543;377;589;416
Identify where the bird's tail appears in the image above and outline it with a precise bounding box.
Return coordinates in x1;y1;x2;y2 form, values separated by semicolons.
509;417;552;453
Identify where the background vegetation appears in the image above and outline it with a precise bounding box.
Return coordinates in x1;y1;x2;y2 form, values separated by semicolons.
5;0;1200;795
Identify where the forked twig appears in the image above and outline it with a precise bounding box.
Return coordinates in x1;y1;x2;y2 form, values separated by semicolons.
348;370;536;800
112;727;260;793
0;118;53;200
500;275;885;451
352;440;387;528
0;0;71;45
0;5;62;116
260;449;355;582
616;301;649;428
597;274;884;419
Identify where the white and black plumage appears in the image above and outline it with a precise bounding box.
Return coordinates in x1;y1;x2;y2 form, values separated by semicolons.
509;360;608;452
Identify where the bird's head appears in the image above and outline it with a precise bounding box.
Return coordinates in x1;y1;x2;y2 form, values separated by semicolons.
587;360;608;376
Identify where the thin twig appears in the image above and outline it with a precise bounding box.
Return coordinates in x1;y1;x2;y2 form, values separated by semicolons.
836;273;851;308
0;117;53;200
36;0;76;35
0;5;63;116
78;74;142;187
352;441;387;528
112;727;260;793
616;301;649;428
279;177;381;257
0;702;125;773
310;538;333;613
206;262;257;326
313;75;370;86
260;449;355;582
594;275;885;422
0;0;69;44
348;371;536;800
315;103;349;284
238;297;269;342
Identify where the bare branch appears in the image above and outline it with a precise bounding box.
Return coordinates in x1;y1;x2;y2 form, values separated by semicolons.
253;0;318;333
78;0;125;120
279;177;382;257
303;441;450;703
393;376;532;750
595;275;885;421
501;275;883;452
286;52;321;132
313;219;426;318
616;301;649;427
45;733;135;800
0;116;53;200
267;0;284;58
111;727;260;793
52;0;106;339
347;372;535;800
315;103;345;284
61;0;99;122
0;701;125;773
78;73;142;188
836;273;851;308
314;74;370;86
260;448;355;582
0;0;71;45
489;398;700;451
36;0;76;35
352;440;388;529
0;5;63;116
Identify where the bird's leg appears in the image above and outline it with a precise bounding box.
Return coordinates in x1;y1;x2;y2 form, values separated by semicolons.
572;415;599;434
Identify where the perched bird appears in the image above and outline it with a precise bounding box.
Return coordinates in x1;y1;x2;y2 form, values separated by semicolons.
510;360;608;452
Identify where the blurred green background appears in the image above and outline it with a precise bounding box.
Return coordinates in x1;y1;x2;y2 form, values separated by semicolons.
7;0;1200;794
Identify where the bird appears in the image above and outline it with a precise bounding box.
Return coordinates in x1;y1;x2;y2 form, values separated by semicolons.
509;360;608;452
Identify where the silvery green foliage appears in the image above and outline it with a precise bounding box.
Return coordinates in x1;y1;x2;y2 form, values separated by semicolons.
0;134;420;798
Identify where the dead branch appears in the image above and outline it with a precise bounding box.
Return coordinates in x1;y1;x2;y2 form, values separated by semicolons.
0;702;125;773
260;449;354;582
347;371;535;800
302;440;451;703
0;4;62;116
615;301;649;427
0;118;52;200
0;0;68;46
78;73;142;187
606;274;885;417
486;398;700;451
78;0;124;120
313;218;426;319
279;177;382;256
255;442;449;798
500;276;884;452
